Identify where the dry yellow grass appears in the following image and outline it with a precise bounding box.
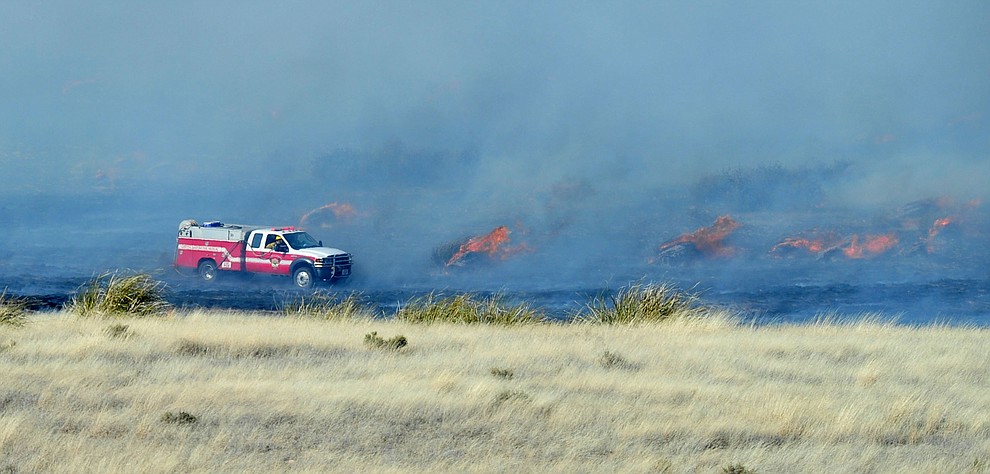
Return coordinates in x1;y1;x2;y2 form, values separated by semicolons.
1;311;989;473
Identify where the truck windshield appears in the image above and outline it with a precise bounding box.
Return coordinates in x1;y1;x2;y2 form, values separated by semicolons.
283;232;321;250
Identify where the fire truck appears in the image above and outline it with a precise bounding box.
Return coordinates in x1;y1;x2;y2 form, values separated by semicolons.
175;219;352;288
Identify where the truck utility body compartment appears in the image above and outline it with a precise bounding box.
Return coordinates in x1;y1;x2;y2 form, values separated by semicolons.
174;219;352;288
178;223;257;242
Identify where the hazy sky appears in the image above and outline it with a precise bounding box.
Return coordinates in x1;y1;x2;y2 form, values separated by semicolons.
2;1;988;202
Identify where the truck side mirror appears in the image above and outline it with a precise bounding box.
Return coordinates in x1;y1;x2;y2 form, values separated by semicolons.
319;240;323;247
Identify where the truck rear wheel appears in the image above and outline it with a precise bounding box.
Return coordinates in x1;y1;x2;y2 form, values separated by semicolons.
292;266;315;289
198;260;218;282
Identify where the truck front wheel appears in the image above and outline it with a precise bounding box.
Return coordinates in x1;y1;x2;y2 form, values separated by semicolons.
292;266;315;289
198;260;218;282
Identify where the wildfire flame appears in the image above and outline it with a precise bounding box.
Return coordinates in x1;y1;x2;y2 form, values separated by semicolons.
658;215;741;258
299;202;358;227
770;237;827;255
772;230;900;260
445;226;528;267
925;216;954;253
842;233;899;259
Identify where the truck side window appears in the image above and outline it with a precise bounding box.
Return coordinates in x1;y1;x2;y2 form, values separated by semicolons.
265;235;278;248
250;233;263;249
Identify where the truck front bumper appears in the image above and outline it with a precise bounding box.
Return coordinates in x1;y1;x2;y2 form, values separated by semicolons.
314;254;353;280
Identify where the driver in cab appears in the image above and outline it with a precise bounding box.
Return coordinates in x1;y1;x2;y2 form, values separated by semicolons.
266;235;288;252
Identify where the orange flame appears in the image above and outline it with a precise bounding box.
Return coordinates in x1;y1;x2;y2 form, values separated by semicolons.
770;237;827;255
299;202;358;227
925;216;953;253
842;233;899;259
658;215;741;258
445;226;527;267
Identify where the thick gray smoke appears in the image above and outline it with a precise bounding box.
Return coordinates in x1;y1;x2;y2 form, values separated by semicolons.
2;2;988;292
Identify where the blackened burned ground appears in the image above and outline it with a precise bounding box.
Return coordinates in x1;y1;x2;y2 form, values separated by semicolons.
4;189;990;324
5;270;990;325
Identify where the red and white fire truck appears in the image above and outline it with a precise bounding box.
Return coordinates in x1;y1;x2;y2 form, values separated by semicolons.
175;219;352;288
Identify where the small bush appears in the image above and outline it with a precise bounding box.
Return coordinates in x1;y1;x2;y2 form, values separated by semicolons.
174;339;219;357
0;290;29;327
280;292;374;320
490;367;514;379
69;271;170;317
364;331;407;351
722;464;757;474
579;282;699;324
103;323;133;339
160;411;198;425
597;351;638;370
396;292;545;325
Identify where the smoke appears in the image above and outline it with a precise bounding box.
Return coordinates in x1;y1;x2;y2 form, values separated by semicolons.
2;1;989;294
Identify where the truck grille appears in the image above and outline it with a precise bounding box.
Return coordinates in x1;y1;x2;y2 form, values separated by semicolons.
316;253;352;269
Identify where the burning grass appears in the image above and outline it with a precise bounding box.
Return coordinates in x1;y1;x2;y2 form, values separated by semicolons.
68;271;171;317
1;311;987;472
435;225;531;268
654;215;742;262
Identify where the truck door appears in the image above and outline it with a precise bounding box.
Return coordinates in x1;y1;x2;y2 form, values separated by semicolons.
246;231;291;275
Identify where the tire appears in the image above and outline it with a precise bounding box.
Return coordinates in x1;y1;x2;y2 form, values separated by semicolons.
197;260;218;282
292;266;315;289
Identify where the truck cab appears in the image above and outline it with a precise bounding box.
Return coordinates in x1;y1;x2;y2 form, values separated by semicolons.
244;228;352;287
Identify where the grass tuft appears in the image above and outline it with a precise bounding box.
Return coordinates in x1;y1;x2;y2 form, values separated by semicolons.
722;464;757;474
160;411;198;425
280;291;375;320
396;292;545;325
364;331;408;351
597;350;639;370
68;271;170;317
578;282;701;324
103;323;134;339
490;367;514;379
0;289;29;327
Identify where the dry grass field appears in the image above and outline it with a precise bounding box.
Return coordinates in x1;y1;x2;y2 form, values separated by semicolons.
2;309;989;473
